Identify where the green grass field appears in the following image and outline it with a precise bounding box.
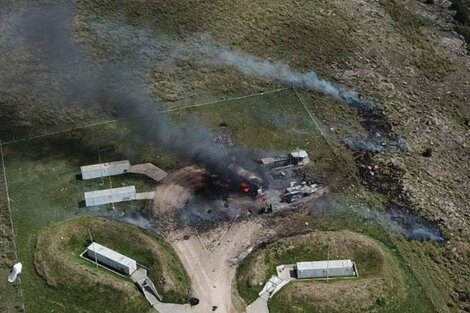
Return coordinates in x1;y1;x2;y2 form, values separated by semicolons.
0;88;438;313
0;88;344;312
236;212;437;313
0;158;23;313
36;217;190;305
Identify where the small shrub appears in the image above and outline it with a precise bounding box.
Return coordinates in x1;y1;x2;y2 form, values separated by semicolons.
421;148;433;158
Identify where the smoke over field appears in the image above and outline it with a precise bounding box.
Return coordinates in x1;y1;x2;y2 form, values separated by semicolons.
2;2;436;241
9;3;266;184
76;18;410;154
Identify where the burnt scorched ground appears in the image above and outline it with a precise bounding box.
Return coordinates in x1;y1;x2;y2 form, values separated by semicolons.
355;150;444;241
340;98;411;153
153;164;327;233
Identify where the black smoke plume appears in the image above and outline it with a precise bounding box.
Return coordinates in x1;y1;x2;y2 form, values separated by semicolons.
11;3;266;183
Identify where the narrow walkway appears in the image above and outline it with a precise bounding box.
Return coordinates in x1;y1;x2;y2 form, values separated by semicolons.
245;274;291;313
136;191;156;200
153;302;193;313
131;268;192;313
246;292;269;313
131;268;162;302
130;163;168;182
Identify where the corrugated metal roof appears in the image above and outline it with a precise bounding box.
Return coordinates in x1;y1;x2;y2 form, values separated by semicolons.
297;259;353;270
84;186;136;199
87;242;136;268
81;160;130;172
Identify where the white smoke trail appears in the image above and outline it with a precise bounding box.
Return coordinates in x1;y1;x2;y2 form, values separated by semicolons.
187;34;363;105
79;19;364;107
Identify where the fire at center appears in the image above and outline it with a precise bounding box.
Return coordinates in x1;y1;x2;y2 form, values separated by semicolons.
81;148;328;223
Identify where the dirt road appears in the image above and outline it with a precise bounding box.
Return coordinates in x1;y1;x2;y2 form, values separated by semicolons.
171;221;263;313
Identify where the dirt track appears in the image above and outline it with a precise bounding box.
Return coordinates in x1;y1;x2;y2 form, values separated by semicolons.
171;221;263;313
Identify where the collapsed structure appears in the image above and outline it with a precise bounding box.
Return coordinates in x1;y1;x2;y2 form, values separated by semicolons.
227;163;265;196
259;149;310;169
282;181;323;203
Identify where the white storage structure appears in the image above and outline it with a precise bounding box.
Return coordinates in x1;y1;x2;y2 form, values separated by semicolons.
289;149;310;166
84;186;136;207
296;259;355;279
81;160;131;180
86;242;137;275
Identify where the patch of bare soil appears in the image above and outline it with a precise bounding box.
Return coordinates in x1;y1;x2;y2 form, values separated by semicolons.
170;220;267;313
152;166;207;217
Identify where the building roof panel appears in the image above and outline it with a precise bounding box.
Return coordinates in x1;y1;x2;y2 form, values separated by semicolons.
297;259;353;270
87;242;136;268
81;160;130;172
84;186;136;200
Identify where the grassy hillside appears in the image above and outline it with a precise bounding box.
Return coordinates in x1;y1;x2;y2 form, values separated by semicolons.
237;230;435;313
0;0;468;311
35;217;190;305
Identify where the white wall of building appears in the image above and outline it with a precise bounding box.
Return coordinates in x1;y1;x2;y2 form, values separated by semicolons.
84;186;136;207
296;260;355;279
81;160;131;180
86;242;137;275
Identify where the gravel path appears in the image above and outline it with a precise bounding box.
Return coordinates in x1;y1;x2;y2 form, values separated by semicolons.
171;221;262;313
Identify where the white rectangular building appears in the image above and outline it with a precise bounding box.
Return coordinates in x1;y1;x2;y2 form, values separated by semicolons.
296;259;356;279
84;186;136;207
86;242;137;275
81;160;131;180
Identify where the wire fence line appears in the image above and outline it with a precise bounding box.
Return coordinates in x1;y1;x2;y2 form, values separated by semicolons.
0;88;288;146
0;140;26;313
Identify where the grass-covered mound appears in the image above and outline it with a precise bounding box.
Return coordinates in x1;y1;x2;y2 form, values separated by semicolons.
237;230;409;313
34;216;190;312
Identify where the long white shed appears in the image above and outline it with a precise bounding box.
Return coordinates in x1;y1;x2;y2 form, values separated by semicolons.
296;259;356;279
86;242;137;275
81;160;131;180
84;186;136;207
